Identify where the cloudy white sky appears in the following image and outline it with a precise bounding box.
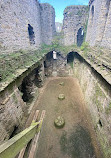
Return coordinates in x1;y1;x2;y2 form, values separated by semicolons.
40;0;89;22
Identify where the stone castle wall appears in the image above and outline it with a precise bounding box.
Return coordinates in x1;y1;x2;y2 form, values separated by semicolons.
73;53;111;157
40;3;56;45
86;0;111;49
0;87;26;144
0;0;55;52
62;5;89;46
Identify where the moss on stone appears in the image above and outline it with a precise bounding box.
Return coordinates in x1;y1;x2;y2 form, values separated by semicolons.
105;102;111;114
54;116;65;128
58;94;65;100
59;82;65;86
98;132;111;158
92;83;106;112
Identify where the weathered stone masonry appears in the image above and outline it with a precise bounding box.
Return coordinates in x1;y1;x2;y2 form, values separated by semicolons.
40;3;56;45
63;5;89;46
86;0;111;49
67;52;111;157
0;57;45;144
0;0;55;52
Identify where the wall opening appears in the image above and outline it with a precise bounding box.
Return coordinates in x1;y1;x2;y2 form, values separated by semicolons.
18;77;34;103
98;119;103;127
44;52;53;77
67;52;74;64
28;24;35;45
91;5;94;16
9;126;18;139
34;65;44;88
18;62;45;103
77;28;84;47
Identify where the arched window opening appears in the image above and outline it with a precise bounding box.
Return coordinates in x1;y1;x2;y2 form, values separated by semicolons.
77;28;84;47
91;5;94;17
28;24;35;45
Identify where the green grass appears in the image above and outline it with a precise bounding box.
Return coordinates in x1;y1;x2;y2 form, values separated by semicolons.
91;84;105;112
0;47;52;84
105;102;111;114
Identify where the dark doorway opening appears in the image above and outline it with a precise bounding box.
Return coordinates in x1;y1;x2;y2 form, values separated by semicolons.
67;52;75;68
9;126;18;139
18;76;34;103
67;52;74;64
28;24;35;45
77;28;84;47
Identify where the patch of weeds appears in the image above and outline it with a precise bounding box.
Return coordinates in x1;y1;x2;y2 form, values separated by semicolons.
105;102;111;115
100;66;105;71
95;84;104;97
92;84;105;112
69;62;73;69
98;133;110;157
59;82;65;86
80;42;89;57
80;42;89;51
0;47;51;84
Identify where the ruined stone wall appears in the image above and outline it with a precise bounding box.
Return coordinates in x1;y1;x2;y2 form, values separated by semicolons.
86;0;111;49
40;3;56;45
62;5;89;46
73;53;111;157
0;58;45;144
0;86;26;144
0;0;42;52
0;1;55;53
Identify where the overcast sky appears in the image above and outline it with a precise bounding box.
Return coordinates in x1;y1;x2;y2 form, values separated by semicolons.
40;0;89;23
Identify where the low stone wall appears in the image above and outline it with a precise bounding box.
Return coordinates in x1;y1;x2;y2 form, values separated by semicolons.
0;58;45;144
72;53;111;157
